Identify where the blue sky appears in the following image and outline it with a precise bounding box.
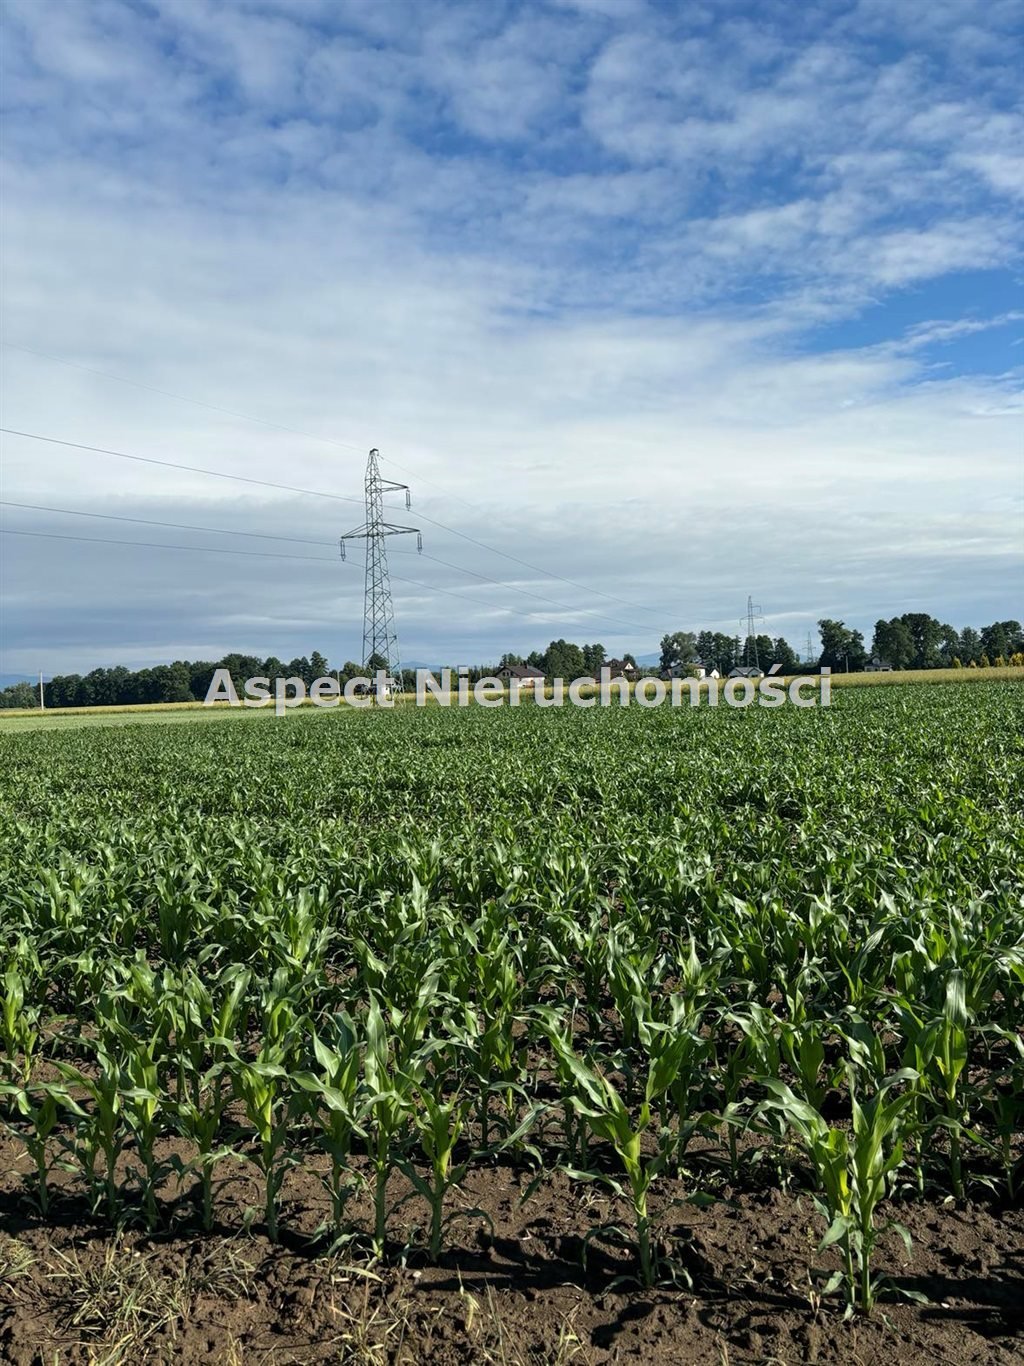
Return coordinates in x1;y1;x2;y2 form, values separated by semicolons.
1;0;1021;675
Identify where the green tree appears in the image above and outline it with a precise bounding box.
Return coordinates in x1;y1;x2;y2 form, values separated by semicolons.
938;624;960;667
582;643;607;674
900;613;943;669
818;620;867;672
164;662;195;702
309;650;330;680
545;640;586;679
659;632;697;672
770;637;799;672
754;634;774;668
872;619;915;670
981;621;1022;661
958;627;981;664
48;674;86;706
0;681;38;709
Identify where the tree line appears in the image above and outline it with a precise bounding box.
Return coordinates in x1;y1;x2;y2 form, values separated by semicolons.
1;651;335;710
818;615;1023;672
2;614;1021;709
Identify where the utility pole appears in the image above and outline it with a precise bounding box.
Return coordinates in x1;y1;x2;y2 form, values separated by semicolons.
339;448;421;697
38;670;45;710
745;595;764;669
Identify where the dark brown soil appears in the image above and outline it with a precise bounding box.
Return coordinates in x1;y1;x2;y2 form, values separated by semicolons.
1;1132;1022;1365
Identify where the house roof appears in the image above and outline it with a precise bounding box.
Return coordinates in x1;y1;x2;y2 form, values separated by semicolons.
604;658;637;674
728;666;763;677
499;663;545;678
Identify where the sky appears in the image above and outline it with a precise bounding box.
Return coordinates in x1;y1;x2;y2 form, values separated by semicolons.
1;0;1022;678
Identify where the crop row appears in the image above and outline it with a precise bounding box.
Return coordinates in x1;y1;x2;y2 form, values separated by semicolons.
1;682;1022;1311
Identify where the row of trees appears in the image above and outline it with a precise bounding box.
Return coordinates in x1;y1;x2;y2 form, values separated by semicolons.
659;617;1024;676
3;615;1021;709
500;641;621;678
659;631;800;675
819;616;1024;672
1;651;333;710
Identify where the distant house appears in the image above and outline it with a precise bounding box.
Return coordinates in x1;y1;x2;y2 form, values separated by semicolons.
728;665;764;679
604;658;640;681
497;664;545;688
662;660;720;680
351;675;398;698
864;656;894;673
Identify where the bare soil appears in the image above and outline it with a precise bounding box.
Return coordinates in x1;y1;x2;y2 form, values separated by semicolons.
1;1132;1022;1365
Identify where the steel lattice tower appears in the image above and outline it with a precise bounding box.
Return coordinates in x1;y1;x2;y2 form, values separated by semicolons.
339;448;421;683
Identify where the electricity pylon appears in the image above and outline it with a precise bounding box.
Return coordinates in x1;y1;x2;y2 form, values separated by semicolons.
339;448;421;685
745;594;764;669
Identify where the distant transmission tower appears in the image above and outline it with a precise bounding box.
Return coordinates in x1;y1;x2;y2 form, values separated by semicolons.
805;631;814;664
339;448;421;685
745;594;764;668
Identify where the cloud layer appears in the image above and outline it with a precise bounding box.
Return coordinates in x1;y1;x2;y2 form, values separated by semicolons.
1;0;1021;673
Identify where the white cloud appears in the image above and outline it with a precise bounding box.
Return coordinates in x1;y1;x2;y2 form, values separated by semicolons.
0;0;1021;674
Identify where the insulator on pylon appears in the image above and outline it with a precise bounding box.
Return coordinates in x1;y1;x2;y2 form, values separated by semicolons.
339;539;346;561
406;489;411;510
417;532;423;553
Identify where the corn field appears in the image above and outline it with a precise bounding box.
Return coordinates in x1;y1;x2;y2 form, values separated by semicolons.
1;681;1022;1317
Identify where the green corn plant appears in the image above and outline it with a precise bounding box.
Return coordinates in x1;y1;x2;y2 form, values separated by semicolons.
604;923;660;1050
0;1080;85;1216
55;1045;127;1222
358;997;420;1259
977;1026;1024;1199
545;1022;681;1288
230;1056;290;1242
1;967;40;1084
225;965;308;1242
779;1015;836;1113
166;964;251;1107
171;1059;237;1231
292;1014;365;1236
108;1024;165;1231
440;926;528;1148
444;1001;524;1151
262;886;334;973
894;968;971;1198
716;1007;774;1180
399;1081;475;1261
640;996;711;1168
760;1064;919;1312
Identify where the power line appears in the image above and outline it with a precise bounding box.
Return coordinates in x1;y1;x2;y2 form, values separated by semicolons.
1;341;526;510
1;343;369;454
3;349;669;621
0;500;337;547
0;498;644;632
403;508;667;619
0;525;626;633
0;428;372;506
412;548;639;630
0;527;344;563
1;435;665;632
